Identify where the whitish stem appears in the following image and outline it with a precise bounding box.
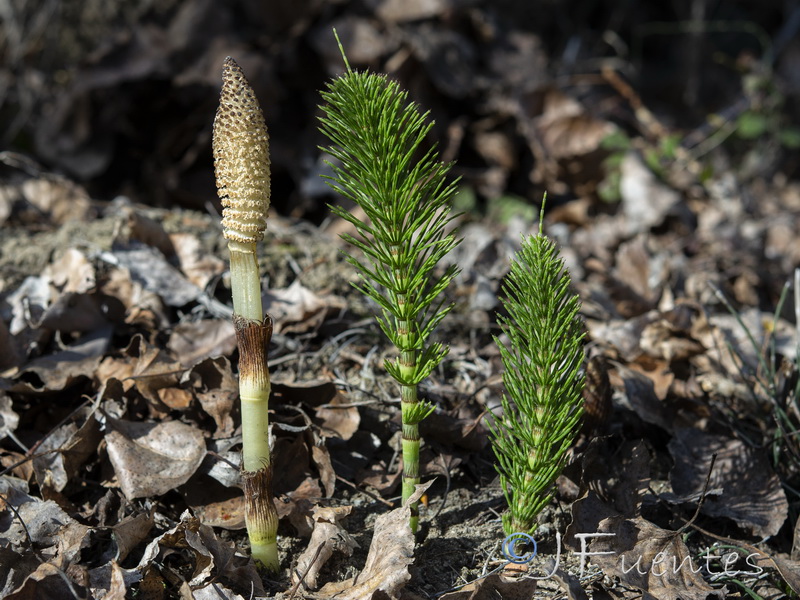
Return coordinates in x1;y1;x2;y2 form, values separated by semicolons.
228;240;278;572
228;240;263;322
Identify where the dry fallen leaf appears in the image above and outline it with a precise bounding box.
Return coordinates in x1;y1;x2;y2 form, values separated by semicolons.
11;325;111;394
589;516;725;600
136;511;263;596
438;572;538;600
317;482;432;599
168;319;236;368
314;390;360;441
0;393;19;441
113;244;201;307
32;407;101;493
169;232;226;290
292;505;357;590
185;356;238;436
620;151;681;234
104;418;206;499
668;428;788;538
96;334;184;414
264;280;344;333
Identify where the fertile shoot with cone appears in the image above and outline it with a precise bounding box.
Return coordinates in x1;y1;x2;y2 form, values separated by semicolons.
212;56;278;572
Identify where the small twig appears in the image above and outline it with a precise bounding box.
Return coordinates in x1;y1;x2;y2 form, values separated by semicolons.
430;454;453;521
287;542;327;599
335;474;393;507
678;453;718;533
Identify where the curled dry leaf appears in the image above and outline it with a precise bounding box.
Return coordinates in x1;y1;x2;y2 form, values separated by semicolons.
668;428;788;538
317;482;432;600
106;511;155;563
12;325;111;394
292;505;357;590
0;393;19;440
184;356;238;436
32;407;101;493
311;445;336;498
134;511;263;596
169;232;226;290
104;418;206;499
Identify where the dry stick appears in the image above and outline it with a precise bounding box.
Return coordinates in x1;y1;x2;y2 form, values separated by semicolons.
678;452;718;534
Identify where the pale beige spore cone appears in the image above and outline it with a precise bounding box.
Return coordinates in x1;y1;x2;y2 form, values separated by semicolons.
212;56;271;244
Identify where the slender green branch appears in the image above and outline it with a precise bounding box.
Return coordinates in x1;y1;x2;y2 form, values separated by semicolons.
319;43;461;531
213;56;278;572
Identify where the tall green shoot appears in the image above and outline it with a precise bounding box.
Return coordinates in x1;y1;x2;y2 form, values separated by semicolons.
490;209;585;535
318;45;461;531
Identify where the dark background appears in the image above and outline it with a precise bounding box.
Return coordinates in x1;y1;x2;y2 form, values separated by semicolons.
2;0;799;220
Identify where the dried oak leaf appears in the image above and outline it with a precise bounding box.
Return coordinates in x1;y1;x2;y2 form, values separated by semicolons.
317;482;432;599
292;505;357;590
438;572;538;600
104;418;206;499
589;516;725;600
668;428;788;538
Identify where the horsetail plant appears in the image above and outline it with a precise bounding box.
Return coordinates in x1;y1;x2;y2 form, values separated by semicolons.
213;57;278;572
319;48;461;531
490;212;585;535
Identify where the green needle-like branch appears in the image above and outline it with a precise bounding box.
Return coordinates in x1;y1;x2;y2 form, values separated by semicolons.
490;211;585;535
319;41;461;531
213;56;278;572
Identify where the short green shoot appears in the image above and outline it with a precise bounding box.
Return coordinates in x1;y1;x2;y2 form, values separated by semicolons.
319;43;460;531
490;211;585;535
